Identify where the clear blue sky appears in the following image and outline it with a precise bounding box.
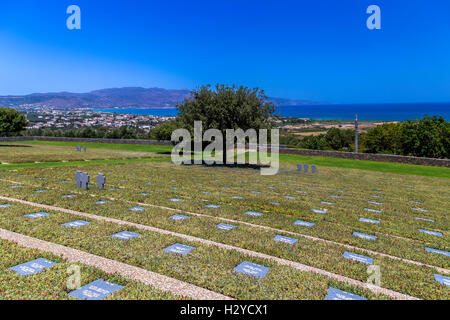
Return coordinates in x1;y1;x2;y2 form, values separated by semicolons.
1;0;449;103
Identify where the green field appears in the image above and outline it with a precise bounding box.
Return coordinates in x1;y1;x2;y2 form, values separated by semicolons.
0;141;448;300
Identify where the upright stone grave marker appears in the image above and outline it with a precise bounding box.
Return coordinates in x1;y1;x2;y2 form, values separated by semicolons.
311;165;317;174
80;172;90;190
76;146;81;152
297;164;302;172
303;164;309;173
96;174;106;190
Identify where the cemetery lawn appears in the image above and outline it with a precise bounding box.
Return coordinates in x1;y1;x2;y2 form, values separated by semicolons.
0;160;448;300
0;239;184;300
0;142;168;164
6;140;449;178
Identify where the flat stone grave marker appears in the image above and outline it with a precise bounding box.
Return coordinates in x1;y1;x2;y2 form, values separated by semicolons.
409;201;424;205
24;212;49;219
62;194;76;198
370;195;384;199
62;220;90;228
342;252;373;265
170;187;179;190
364;208;382;213
294;220;315;227
321;201;334;205
368;201;383;206
267;187;276;190
425;247;449;257
297;164;302;171
251;191;261;194
273;235;298;245
170;214;189;221
329;195;342;199
9;185;22;189
270;202;280;206
359;217;380;224
434;274;450;287
412;208;429;213
108;188;119;191
233;261;269;279
353;232;377;241
232;196;244;199
311;209;327;214
205;204;220;209
244;211;263;217
111;231;140;240
145;182;152;186
169;198;183;202
296;191;307;194
284;196;296;200
68;279;124;300
129;206;145;212
120;180;128;182
325;287;367;300
200;191;210;194
222;187;231;190
10;258;57;276
163;243;194;256
96;200;110;205
216;223;236;231
415;217;435;223
138;193;149;196
35;190;47;193
418;229;442;237
0;204;12;208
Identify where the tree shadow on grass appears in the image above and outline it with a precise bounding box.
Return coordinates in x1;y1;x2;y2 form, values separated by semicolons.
182;162;268;171
0;145;32;148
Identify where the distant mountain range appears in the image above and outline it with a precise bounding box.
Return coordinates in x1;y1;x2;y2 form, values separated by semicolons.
0;87;326;109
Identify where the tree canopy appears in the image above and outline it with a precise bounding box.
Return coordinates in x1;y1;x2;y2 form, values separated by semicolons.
176;84;275;134
0;108;28;137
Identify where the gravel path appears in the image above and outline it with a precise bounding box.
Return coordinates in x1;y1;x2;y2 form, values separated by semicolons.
0;195;420;300
0;228;231;300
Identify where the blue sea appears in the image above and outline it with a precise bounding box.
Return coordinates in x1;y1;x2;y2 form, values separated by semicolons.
92;102;449;121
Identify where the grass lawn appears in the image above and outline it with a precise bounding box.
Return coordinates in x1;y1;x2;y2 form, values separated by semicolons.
6;140;448;179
